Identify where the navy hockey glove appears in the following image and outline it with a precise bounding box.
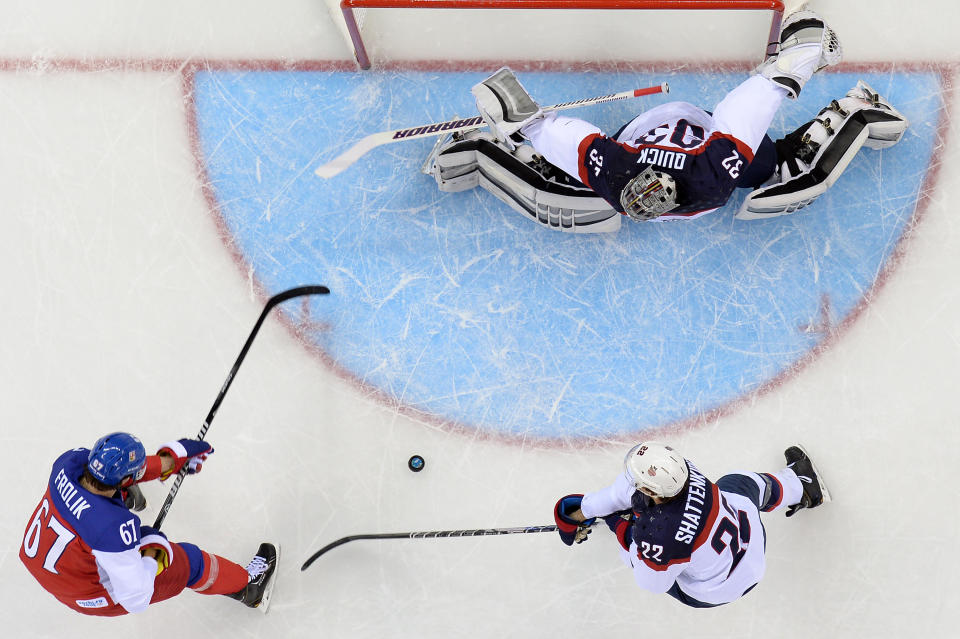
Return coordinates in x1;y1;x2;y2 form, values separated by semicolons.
554;495;596;546
603;510;634;551
139;525;173;575
158;439;214;479
121;484;147;512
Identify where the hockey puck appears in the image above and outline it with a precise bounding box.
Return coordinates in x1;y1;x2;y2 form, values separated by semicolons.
408;455;425;472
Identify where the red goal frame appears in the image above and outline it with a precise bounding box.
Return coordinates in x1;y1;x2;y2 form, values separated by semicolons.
339;0;785;69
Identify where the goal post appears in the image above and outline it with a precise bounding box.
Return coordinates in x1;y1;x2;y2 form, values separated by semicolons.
334;0;785;70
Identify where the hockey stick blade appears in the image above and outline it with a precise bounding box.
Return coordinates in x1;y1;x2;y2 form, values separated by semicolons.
314;82;668;179
301;525;557;570
153;285;330;530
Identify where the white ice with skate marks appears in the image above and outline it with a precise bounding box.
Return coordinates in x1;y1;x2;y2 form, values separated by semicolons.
1;1;959;639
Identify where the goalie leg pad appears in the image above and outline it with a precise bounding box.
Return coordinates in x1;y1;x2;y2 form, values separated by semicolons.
736;82;908;220
432;132;620;233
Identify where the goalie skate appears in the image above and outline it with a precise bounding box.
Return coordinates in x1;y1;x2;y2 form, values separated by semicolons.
847;80;909;149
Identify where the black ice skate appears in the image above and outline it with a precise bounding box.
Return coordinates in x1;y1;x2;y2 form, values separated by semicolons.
226;542;280;612
784;446;831;517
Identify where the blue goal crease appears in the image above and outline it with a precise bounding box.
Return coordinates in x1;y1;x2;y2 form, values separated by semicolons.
192;69;943;440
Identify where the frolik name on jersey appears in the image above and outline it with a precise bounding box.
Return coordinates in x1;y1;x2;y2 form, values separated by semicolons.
54;468;91;520
635;147;686;171
675;465;709;544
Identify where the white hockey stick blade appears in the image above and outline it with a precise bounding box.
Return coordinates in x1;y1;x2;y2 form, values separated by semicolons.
258;544;281;615
314;82;668;179
315;116;484;179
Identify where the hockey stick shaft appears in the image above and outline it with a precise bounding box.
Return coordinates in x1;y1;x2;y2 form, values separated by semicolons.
314;82;669;178
301;524;557;570
153;285;330;529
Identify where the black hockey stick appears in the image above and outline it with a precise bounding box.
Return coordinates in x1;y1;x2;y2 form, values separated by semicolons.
153;285;330;529
301;524;557;571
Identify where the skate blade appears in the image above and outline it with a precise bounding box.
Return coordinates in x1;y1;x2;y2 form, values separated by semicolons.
793;444;832;505
257;544;281;615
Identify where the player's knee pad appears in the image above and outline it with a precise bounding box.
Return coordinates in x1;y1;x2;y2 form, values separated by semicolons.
736;81;908;220
431;132;621;233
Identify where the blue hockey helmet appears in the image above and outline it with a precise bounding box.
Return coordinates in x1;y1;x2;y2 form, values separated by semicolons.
88;432;147;486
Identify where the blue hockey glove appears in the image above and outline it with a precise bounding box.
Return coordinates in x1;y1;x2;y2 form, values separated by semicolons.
553;494;596;546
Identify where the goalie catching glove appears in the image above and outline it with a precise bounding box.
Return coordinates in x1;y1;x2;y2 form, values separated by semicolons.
158;438;214;480
554;494;596;546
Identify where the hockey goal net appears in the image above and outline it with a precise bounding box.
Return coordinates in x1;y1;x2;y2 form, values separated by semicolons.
326;0;785;69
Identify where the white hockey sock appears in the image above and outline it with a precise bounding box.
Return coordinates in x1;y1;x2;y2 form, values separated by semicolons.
777;467;804;510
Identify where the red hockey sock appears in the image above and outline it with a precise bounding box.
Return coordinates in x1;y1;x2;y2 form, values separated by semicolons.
189;551;249;596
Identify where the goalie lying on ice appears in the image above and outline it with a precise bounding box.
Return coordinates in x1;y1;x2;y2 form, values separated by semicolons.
426;10;907;233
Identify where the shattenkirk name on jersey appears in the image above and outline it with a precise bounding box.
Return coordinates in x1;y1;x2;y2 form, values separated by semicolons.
675;465;709;544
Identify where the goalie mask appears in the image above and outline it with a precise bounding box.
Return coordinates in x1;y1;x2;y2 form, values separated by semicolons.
619;166;678;221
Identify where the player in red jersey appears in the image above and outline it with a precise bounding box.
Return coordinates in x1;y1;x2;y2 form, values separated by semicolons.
20;432;278;615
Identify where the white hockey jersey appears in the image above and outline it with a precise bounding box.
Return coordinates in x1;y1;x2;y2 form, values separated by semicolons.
580;462;767;606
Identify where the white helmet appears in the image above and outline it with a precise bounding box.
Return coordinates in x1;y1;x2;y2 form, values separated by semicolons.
624;441;689;499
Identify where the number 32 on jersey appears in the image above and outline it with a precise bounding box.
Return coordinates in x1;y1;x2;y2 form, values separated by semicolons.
722;151;743;179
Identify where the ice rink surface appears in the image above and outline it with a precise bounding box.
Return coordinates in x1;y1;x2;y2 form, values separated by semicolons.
2;2;958;637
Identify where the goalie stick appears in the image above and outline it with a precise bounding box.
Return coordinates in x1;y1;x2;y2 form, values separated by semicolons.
314;82;669;179
301;524;557;570
153;285;330;530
